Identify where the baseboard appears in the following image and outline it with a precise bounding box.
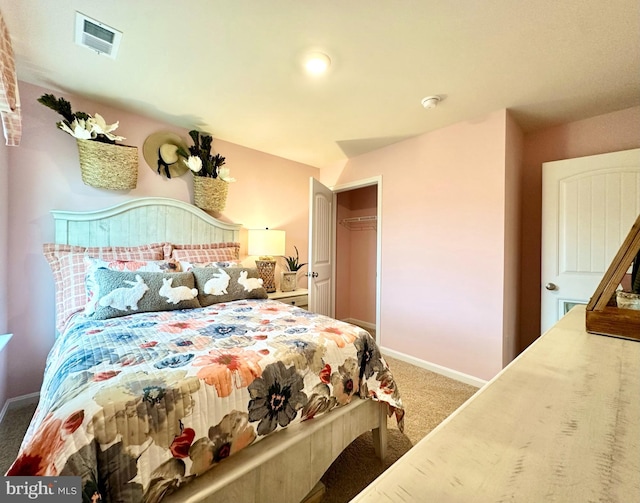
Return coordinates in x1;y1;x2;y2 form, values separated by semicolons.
0;392;39;425
341;318;376;331
380;346;487;388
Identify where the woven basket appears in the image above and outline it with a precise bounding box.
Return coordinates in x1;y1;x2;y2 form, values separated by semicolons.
76;140;138;190
193;176;229;213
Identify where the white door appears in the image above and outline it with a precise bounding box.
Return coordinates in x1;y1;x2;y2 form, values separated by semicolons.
541;149;640;333
308;178;334;316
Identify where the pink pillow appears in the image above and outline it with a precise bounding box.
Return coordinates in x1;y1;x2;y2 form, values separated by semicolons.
43;243;165;333
178;260;242;272
169;242;240;263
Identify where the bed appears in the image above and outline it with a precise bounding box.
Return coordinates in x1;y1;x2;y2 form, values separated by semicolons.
7;197;404;503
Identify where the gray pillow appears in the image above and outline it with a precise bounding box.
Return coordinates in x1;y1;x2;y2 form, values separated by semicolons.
90;269;201;320
192;267;268;306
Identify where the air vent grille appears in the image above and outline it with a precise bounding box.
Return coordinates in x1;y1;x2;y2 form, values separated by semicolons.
75;12;122;59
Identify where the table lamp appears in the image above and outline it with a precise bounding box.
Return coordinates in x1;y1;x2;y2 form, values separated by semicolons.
248;228;286;293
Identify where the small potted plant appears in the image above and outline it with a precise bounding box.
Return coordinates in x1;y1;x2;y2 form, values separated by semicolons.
281;246;307;292
617;250;640;310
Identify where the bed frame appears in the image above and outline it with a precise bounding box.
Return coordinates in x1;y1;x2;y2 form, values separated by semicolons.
51;197;388;503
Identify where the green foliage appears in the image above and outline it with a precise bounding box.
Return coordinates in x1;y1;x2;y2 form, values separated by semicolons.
177;130;226;178
284;246;307;272
37;93;115;144
37;93;76;123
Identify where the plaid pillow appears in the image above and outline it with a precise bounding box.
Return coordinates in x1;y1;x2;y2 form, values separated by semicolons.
169;242;240;262
43;243;165;333
178;259;242;272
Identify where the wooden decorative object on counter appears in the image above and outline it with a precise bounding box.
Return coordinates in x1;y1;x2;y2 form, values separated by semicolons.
585;214;640;341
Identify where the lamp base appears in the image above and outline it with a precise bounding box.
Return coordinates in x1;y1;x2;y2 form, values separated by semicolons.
255;260;277;293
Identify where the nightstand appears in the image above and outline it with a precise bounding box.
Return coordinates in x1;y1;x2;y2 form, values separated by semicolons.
268;288;309;309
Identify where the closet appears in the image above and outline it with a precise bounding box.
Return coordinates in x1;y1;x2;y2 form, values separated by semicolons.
335;185;377;332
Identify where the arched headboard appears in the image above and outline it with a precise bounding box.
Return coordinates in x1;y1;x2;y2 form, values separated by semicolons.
51;197;241;247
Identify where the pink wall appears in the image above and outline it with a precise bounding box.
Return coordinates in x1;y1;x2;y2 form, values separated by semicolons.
518;106;640;351
503;112;524;364
334;111;510;380
335;193;352;320
347;186;377;324
335;186;377;325
4;81;318;398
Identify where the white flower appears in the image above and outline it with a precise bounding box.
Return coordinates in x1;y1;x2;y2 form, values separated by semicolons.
89;113;125;141
184;155;203;173
58;118;94;140
218;167;236;183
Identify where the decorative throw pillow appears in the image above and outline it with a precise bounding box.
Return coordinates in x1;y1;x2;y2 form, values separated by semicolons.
169;242;241;262
89;270;201;320
84;257;181;316
192;267;268;306
43;243;166;332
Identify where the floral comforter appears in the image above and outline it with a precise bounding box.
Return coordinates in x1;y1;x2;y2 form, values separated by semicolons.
7;299;404;502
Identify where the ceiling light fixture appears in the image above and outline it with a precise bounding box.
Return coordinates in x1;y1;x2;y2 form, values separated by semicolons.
421;95;441;109
303;52;331;76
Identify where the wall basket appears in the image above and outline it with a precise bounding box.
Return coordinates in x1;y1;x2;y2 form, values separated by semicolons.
77;139;139;190
193;176;228;214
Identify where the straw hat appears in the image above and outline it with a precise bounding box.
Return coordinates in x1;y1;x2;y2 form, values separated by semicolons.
142;131;189;178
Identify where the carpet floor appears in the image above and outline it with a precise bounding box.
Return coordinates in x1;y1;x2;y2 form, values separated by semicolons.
0;355;478;502
319;355;478;502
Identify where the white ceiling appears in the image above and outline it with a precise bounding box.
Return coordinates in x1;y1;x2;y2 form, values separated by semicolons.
2;0;639;168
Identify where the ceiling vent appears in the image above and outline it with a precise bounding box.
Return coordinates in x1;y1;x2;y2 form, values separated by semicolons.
74;12;122;59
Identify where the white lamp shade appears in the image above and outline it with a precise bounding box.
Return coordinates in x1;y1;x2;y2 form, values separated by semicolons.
248;229;286;257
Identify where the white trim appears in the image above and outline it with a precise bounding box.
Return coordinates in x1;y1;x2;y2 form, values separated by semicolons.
341;318;376;331
330;175;383;346
331;176;381;191
0;391;39;425
381;346;487;388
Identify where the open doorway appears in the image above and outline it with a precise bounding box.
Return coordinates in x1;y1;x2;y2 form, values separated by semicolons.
332;178;380;341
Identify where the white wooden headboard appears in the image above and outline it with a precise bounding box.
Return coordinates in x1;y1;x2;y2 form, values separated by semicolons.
51;197;241;247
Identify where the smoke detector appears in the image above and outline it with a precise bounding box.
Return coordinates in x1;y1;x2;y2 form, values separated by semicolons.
75;12;122;59
421;95;441;109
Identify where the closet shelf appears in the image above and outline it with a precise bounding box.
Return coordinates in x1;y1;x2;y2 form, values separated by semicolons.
339;215;377;231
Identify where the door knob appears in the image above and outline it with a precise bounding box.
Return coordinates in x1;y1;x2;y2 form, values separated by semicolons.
307;271;319;278
545;282;558;291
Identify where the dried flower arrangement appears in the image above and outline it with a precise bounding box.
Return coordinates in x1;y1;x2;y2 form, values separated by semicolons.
38;94;125;143
177;130;235;182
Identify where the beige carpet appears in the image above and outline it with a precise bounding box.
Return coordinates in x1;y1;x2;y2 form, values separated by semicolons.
319;355;478;502
0;355;478;501
0;400;36;474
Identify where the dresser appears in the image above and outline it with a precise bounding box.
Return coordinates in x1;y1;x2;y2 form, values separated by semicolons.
267;288;308;309
351;305;640;502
